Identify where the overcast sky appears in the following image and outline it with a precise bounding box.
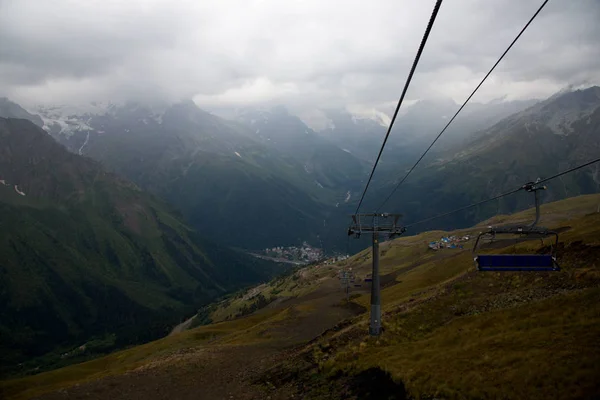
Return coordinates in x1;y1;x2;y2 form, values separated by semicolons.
1;0;599;117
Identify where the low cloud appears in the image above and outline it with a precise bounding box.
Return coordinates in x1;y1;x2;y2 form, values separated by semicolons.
1;0;599;114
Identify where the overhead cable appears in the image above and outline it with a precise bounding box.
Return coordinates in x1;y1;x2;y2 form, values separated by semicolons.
377;0;551;212
353;0;443;215
536;157;600;185
405;156;600;229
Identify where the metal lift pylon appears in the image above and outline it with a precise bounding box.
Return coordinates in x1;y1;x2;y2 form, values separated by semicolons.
348;213;405;336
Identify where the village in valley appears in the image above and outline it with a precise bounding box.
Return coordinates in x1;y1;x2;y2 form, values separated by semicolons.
428;234;470;250
252;242;349;265
257;242;324;264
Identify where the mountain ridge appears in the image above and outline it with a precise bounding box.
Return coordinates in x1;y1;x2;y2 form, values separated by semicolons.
2;86;598;252
364;86;600;233
0;117;283;375
26;101;358;250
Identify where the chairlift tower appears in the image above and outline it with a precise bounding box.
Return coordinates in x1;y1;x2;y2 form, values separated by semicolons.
348;213;405;336
338;269;356;302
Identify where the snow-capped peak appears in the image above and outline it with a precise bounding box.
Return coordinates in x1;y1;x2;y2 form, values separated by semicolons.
30;101;166;136
348;110;390;127
31;102;115;137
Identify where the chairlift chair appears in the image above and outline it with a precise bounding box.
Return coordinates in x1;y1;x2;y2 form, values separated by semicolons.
473;181;560;272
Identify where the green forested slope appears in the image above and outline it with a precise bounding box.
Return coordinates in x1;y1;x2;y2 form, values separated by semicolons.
0;117;280;376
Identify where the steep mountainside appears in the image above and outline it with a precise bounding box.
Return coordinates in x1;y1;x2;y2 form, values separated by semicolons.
0;117;281;375
366;86;600;231
318;98;538;162
317;109;390;162
8;88;597;253
236;106;367;192
0;98;43;127
34;101;353;250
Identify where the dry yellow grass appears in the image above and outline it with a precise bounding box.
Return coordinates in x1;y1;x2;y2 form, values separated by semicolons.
0;308;285;400
3;194;599;400
313;195;600;399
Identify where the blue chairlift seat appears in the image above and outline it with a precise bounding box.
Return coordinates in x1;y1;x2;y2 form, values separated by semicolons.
472;181;560;272
473;230;560;272
476;254;559;271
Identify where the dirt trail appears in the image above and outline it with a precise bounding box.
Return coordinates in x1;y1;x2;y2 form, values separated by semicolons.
168;316;195;336
35;279;363;400
38;345;293;400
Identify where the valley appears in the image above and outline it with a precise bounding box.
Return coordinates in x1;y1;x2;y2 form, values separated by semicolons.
0;117;285;377
2;1;599;398
2;193;599;399
3;88;599;254
1;87;598;383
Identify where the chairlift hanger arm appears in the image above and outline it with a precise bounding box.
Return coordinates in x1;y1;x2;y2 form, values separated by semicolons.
348;213;406;238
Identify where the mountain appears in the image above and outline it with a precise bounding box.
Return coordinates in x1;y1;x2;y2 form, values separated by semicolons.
366;86;600;231
33;101;349;250
235;106;367;193
389;97;539;144
315;109;389;162
0;117;281;375
0;98;44;127
8;88;595;253
318;98;539;162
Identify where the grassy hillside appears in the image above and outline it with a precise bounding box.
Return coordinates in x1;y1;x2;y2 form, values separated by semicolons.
274;194;600;399
0;118;283;377
3;193;598;399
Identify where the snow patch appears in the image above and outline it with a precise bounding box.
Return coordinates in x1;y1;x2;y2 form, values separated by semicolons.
78;132;91;155
34;102;114;119
314;180;324;189
347;108;391;127
14;185;26;196
35;105;97;137
342;148;352;154
38;110;93;136
344;191;351;203
33;101;166;136
234;151;242;158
